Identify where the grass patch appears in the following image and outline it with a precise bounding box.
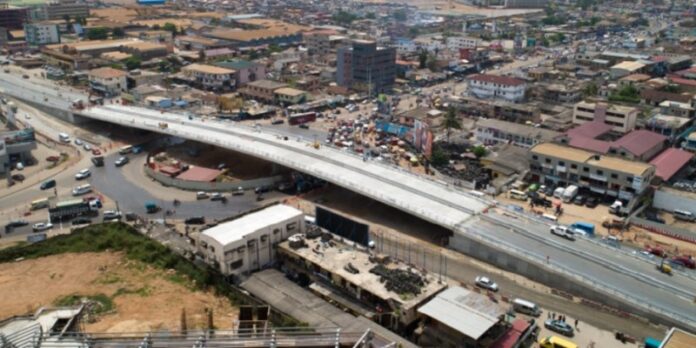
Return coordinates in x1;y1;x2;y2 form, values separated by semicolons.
54;293;114;315
94;273;122;285
0;223;304;327
113;286;152;298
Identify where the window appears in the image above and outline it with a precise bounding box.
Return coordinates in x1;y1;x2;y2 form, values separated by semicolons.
229;260;243;270
583;167;589;172
286;222;297;232
558;161;565;166
611;173;618;179
571;164;577;169
273;228;281;234
626;176;633;182
545;158;551;164
596;170;604;175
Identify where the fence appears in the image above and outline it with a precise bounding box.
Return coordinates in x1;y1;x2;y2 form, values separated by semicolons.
630;217;696;245
144;165;284;192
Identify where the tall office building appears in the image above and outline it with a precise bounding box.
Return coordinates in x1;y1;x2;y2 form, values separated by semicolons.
0;0;29;30
336;40;396;95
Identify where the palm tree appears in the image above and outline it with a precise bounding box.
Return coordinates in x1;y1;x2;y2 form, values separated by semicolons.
443;106;461;143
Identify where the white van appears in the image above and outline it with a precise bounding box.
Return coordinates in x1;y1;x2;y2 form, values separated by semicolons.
553;187;565;199
509;189;528;201
542;213;558;223
58;133;70;143
512;298;541;316
30;198;50;210
119;145;133;155
72;184;92;196
674;209;695;222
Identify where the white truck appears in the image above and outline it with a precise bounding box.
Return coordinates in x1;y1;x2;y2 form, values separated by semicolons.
562;185;578;203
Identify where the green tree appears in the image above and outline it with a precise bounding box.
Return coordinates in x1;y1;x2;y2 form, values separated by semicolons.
86;27;108;40
163;22;179;36
430;147;449;167
365;12;376;20
112;27;125;38
443;106;461;143
472;145;487;159
123;56;141;70
583;82;598;97
268;44;283;53
332;10;358;25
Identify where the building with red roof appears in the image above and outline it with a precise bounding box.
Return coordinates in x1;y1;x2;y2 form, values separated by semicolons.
650;148;694;182
176;166;222;182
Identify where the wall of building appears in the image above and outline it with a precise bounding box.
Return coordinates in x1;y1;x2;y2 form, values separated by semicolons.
653;188;696;215
145;165;284;192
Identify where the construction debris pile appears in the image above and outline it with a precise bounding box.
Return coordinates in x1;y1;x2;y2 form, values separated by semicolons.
370;265;425;296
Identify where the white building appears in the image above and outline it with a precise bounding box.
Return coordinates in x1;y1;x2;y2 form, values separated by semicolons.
446;36;479;51
572;101;639;134
181;63;236;91
467;74;527;102
87;67;127;96
24;22;60;46
197;204;304;278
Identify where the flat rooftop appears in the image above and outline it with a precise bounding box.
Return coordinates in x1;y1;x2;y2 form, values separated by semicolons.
661;327;696;348
202;204;303;246
278;236;447;310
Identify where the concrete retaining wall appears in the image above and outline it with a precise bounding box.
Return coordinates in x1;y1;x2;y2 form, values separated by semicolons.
449;232;684;330
653;188;696;215
145;165;284;192
16;99;78;124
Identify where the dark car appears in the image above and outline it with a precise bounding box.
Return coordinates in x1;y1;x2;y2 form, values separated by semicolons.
5;220;29;229
254;186;270;194
585;196;598;208
185;216;206;225
573;195;586;205
125;212;139;222
645;211;666;224
40;179;56;190
114;156;129;167
11;174;25;182
544;319;574;337
299;124;310;129
71;217;92;226
271;119;284;125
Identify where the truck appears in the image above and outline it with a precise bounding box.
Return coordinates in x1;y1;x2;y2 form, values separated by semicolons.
145;201;159;214
91;155;104;167
569;222;595;237
288;112;316;126
561;185;578;203
48;199;98;221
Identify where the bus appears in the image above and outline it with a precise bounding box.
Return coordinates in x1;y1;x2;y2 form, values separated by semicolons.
509;189;528;201
30;198;50;210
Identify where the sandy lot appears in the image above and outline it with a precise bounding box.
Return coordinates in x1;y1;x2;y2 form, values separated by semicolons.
0;252;237;332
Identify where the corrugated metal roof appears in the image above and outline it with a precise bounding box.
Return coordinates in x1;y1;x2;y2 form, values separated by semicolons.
417;287;504;340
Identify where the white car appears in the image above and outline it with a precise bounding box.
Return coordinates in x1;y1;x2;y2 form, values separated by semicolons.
550;225;576;241
32;222;53;232
102;210;122;221
475;276;499;292
74;139;83;146
83;144;92;151
74;168;91;180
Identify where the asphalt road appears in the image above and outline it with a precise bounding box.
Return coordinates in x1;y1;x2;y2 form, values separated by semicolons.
2;66;695;330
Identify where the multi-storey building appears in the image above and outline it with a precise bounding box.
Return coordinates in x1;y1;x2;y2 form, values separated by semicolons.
336;40;396;95
198;204;304;279
476;118;559;148
572;101;638;134
529;142;655;202
33;0;89;21
88;67;127;96
240;79;287;103
215;60;266;87
180;63;236;91
24;22;60;46
303;30;332;57
0;3;29;30
467;74;527;103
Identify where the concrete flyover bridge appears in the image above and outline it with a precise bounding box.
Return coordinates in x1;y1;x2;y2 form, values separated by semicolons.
77;104;696;332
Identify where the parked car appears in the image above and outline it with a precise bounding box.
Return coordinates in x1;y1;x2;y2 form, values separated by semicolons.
6;220;29;228
102;210;122;221
573;195;586;205
11;174;25;182
125;212;139;222
71;217;92;226
254;186;270;194
74;139;83;146
271;119;284;125
83;144;92;151
475;276;499;292
645;211;666;224
544;319;574;337
74;168;91;180
92;148;101;156
32;222;53;232
114;157;129;167
584;196;598;208
196;191;209;200
185;216;206;225
299;124;310;129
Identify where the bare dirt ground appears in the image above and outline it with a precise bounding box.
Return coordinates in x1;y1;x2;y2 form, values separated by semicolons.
0;252;237;333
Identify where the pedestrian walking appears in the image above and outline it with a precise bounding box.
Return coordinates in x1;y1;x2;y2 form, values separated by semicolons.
575;319;578;328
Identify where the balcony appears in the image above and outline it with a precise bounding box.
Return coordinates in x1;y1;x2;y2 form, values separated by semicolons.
589;173;607;182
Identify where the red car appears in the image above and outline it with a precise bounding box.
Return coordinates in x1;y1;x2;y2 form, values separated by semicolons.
46;155;59;162
644;245;665;258
92;148;101;156
672;256;695;269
